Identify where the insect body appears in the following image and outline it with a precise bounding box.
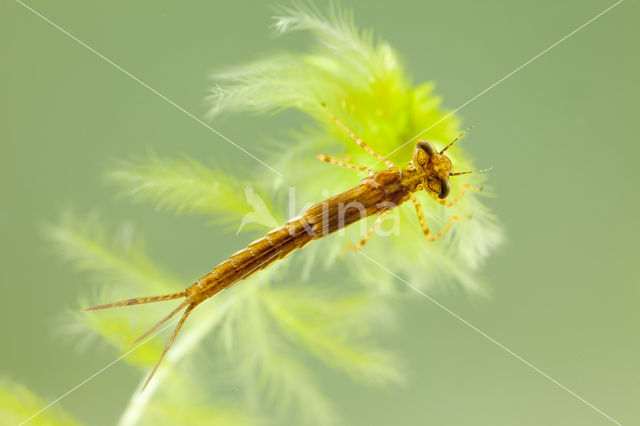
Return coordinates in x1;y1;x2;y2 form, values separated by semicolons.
86;105;485;389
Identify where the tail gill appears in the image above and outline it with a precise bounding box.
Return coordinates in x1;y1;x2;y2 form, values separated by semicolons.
84;289;197;391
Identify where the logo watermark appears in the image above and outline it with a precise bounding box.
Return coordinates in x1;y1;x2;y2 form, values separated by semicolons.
238;186;401;238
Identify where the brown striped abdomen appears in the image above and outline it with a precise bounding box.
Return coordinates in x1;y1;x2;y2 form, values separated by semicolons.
186;169;408;302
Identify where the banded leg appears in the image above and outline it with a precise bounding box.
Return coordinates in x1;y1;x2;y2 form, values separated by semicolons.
316;153;374;174
322;103;396;168
341;210;390;257
435;184;482;207
411;195;469;242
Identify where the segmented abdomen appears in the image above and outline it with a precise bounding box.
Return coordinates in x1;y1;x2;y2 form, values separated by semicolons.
187;215;313;300
187;173;404;301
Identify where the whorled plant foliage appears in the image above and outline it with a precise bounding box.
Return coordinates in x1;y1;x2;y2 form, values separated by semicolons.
36;3;502;426
207;3;503;291
0;379;81;426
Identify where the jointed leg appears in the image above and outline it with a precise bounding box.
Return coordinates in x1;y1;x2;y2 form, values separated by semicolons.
411;195;469;242
435;183;482;207
341;210;390;256
322;103;396;168
316;153;374;174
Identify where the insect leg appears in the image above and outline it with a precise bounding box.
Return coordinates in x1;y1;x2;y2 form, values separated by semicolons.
316;153;374;174
321;103;396;168
341;210;390;256
436;183;482;207
411;195;469;242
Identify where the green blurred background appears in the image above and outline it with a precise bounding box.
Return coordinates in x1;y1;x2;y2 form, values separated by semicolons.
1;0;638;425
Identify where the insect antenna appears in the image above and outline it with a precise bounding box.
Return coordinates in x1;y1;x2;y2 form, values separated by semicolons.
450;166;493;176
84;290;187;311
439;125;474;154
141;301;197;391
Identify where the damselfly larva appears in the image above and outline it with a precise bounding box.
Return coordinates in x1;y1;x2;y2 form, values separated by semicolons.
86;104;489;389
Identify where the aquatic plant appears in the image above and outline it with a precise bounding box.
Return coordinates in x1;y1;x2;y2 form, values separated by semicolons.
15;3;502;425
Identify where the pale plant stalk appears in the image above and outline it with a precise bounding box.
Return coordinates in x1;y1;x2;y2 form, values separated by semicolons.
118;296;236;426
30;4;502;426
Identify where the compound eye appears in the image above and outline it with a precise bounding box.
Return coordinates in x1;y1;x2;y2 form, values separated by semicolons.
438;178;451;199
416;140;437;156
